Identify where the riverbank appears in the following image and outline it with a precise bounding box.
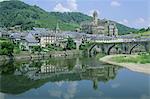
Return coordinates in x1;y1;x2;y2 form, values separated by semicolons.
100;54;150;75
0;50;82;63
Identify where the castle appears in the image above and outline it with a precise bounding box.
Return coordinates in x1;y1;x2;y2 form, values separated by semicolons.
81;11;118;36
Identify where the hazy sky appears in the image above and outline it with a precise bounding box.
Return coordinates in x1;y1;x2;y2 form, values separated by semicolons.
1;0;150;28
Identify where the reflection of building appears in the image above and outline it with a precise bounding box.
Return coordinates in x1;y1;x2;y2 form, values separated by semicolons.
82;66;117;90
25;64;119;86
81;11;118;36
40;65;68;73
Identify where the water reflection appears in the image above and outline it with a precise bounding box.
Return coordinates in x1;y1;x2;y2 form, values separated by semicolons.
0;57;120;95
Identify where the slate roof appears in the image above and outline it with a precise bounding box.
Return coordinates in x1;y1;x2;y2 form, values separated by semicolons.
9;33;21;39
24;33;38;43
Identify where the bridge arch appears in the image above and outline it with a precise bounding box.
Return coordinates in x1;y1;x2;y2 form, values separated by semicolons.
107;44;116;55
129;44;139;54
129;42;149;54
88;44;97;53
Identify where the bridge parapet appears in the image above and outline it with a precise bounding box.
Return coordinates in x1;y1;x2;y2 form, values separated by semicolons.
90;38;150;44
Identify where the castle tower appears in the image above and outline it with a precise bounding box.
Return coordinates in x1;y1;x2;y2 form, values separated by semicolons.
93;11;98;26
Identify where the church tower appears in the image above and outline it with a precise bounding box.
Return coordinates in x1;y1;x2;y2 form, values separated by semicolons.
93;11;98;26
55;21;60;33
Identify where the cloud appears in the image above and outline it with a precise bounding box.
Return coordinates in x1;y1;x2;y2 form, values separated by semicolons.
0;0;9;2
119;19;129;25
110;0;121;7
122;19;129;24
148;18;150;26
53;3;71;12
136;17;145;24
55;81;65;87
67;0;77;11
111;83;120;88
49;90;62;98
63;82;78;99
53;0;78;12
140;94;150;99
49;82;78;99
0;93;5;99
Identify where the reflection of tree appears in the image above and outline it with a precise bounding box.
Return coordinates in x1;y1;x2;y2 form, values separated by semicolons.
30;60;43;68
0;75;49;95
93;79;98;90
0;60;15;74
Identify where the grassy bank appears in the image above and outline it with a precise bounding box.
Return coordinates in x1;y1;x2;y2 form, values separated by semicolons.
95;53;106;59
111;53;150;64
100;54;150;74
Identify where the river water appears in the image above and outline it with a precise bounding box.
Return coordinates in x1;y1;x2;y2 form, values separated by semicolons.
0;56;149;99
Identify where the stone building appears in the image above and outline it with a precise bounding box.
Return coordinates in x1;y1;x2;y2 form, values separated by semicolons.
81;11;118;36
20;33;40;51
40;33;64;47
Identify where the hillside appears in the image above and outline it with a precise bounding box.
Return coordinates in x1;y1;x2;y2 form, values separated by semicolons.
131;27;150;38
0;0;137;34
115;22;137;35
0;0;80;31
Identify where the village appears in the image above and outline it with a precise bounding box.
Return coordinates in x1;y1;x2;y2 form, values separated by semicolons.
0;11;119;54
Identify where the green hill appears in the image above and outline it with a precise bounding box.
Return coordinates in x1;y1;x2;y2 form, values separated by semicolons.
115;22;137;35
0;0;137;34
0;0;80;31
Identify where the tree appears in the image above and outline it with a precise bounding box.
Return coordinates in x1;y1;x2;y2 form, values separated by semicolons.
66;37;76;50
31;46;42;53
0;41;14;56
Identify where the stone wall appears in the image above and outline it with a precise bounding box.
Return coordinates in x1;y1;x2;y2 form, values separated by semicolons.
0;50;82;62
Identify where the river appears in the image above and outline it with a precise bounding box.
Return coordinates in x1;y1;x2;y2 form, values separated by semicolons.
0;56;149;99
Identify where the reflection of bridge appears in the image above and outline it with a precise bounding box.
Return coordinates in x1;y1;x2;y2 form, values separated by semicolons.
88;37;150;55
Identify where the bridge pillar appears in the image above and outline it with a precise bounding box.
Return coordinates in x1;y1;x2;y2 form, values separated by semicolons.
75;40;82;51
106;44;116;55
76;43;80;50
144;42;150;52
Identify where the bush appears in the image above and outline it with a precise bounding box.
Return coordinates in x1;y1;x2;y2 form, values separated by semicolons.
66;37;76;50
0;41;14;56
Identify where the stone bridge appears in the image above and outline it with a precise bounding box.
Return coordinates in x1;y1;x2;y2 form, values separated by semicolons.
87;38;150;55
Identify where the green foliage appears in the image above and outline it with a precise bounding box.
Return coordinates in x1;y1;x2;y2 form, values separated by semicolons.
79;42;93;50
49;12;92;24
47;44;63;51
112;53;150;64
115;22;137;35
0;41;14;55
131;27;150;38
134;27;150;34
13;46;21;54
31;46;42;53
66;37;76;50
95;53;105;59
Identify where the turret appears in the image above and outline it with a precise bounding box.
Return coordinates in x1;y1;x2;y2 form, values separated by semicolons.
93;11;98;26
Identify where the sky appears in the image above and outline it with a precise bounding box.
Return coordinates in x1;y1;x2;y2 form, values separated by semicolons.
1;0;150;29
